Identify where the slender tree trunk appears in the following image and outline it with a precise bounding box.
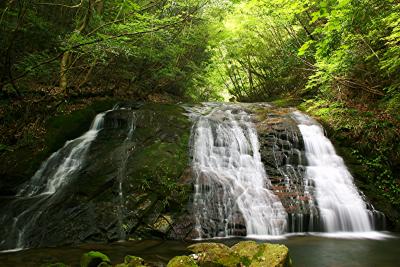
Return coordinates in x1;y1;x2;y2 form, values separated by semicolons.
78;58;97;88
60;51;70;94
59;0;93;94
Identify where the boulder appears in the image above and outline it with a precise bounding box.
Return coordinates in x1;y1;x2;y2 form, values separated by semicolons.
167;256;198;267
80;251;111;267
187;241;291;267
115;255;147;267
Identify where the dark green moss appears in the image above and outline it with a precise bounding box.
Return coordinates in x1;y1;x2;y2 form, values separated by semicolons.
80;251;110;267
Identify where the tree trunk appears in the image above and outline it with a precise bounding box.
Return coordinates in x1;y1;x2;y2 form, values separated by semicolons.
59;0;94;95
60;51;70;94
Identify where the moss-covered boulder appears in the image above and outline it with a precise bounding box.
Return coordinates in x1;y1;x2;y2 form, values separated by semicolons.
188;243;241;267
115;255;147;267
167;256;198;267
187;241;291;267
80;251;111;267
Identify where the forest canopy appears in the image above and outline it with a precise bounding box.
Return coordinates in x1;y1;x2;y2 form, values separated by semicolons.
0;0;399;108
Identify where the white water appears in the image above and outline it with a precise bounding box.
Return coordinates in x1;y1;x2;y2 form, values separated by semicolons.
191;104;287;238
18;112;107;196
0;111;110;250
292;111;373;232
116;111;136;240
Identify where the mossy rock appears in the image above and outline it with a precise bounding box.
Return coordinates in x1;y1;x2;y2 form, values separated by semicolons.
80;251;111;267
115;255;147;267
249;243;290;267
231;241;259;259
167;256;199;267
188;243;241;267
187;242;291;267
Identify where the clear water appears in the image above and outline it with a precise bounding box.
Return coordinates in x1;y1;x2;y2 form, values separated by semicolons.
0;235;398;267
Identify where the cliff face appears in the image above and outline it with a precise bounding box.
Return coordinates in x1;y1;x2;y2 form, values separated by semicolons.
0;102;194;250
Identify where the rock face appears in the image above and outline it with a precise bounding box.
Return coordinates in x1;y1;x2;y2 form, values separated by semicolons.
0;103;194;250
253;107;320;232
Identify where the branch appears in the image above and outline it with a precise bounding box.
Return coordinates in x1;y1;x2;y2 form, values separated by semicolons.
34;0;83;8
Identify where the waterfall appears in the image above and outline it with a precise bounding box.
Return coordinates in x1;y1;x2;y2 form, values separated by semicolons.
18;112;108;197
291;111;373;232
116;111;136;240
191;103;287;238
0;110;110;250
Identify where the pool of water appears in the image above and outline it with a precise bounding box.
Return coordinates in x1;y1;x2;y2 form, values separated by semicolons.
0;233;399;266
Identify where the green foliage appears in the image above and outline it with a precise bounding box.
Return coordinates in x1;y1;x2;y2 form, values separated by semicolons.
200;0;312;101
0;0;229;100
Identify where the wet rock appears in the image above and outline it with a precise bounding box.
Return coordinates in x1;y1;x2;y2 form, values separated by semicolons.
254;107;319;231
80;251;111;267
0;103;193;250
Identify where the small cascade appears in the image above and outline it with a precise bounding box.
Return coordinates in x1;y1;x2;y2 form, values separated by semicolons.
0;110;110;250
291;111;374;232
116;111;136;240
18;112;108;196
190;103;287;238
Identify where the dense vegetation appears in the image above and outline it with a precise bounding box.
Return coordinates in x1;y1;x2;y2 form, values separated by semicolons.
0;0;399;226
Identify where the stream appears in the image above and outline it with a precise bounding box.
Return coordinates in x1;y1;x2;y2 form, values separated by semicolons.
0;234;398;267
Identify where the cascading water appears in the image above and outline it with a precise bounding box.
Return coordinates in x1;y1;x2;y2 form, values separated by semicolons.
259;111;319;233
189;104;384;239
291;111;374;232
18;112;107;197
190;103;287;238
0;110;110;250
116;111;136;240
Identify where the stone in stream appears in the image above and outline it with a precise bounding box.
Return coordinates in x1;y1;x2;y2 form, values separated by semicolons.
115;255;147;267
184;241;292;267
80;251;111;267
